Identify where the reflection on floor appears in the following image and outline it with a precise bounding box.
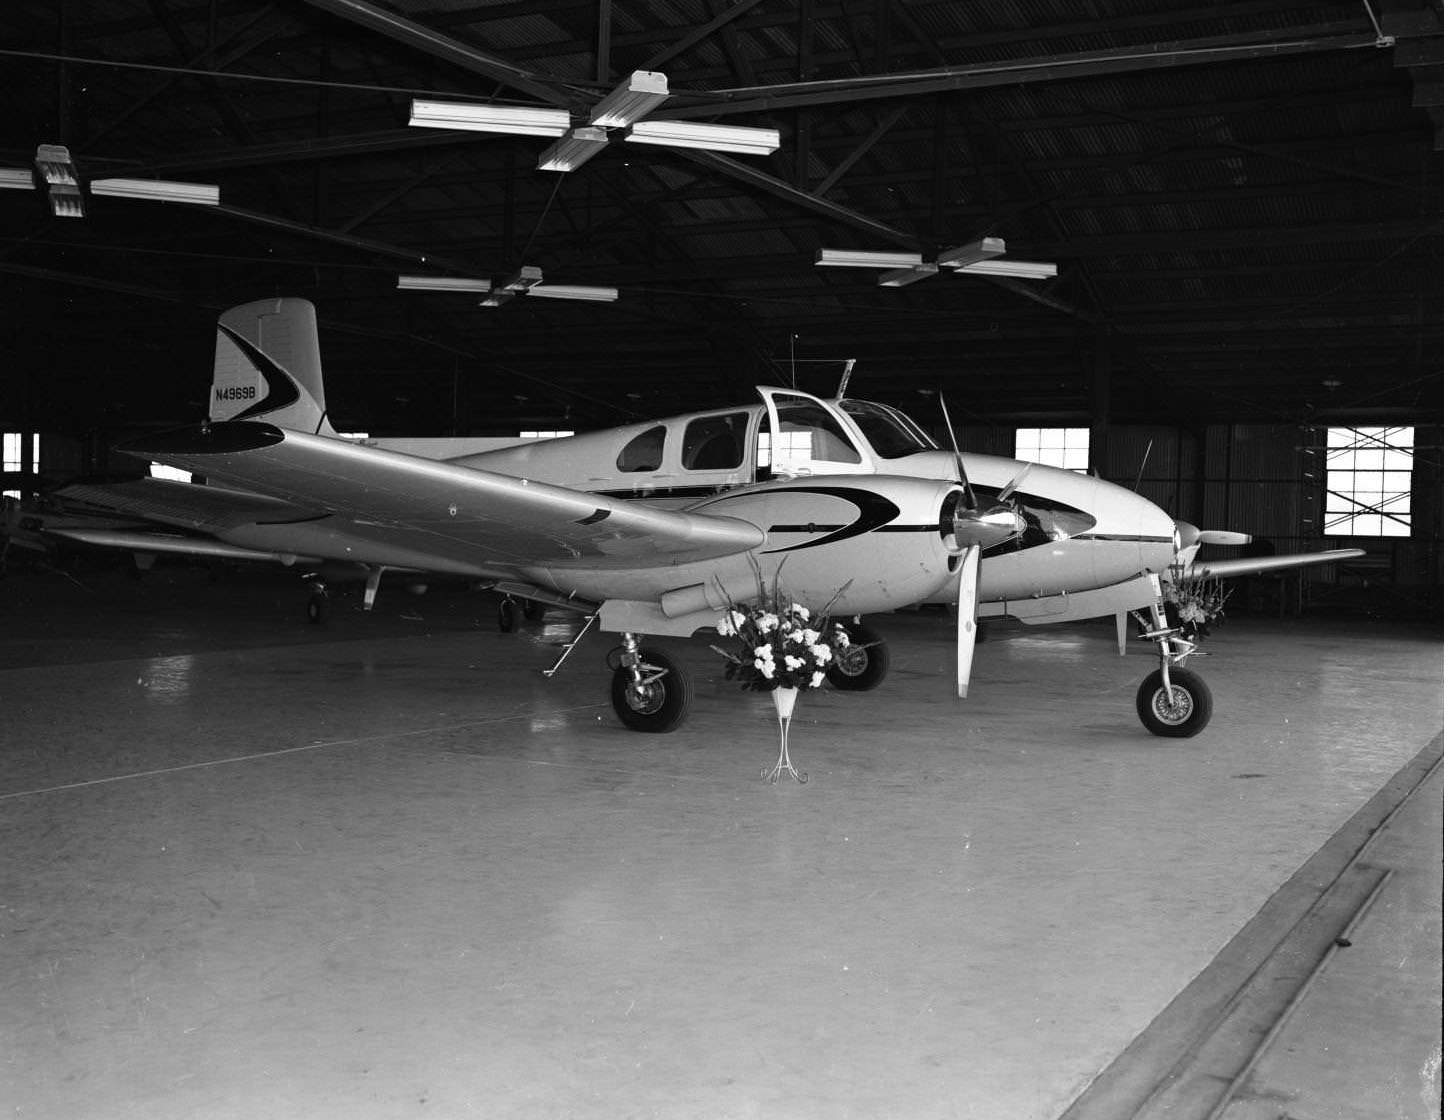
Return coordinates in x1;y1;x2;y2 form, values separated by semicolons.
1;568;1439;1120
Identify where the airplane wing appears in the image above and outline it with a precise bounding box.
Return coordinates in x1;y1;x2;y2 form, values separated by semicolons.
122;421;765;574
1182;549;1365;580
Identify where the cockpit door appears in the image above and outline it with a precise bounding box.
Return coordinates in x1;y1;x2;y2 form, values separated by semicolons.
757;387;878;479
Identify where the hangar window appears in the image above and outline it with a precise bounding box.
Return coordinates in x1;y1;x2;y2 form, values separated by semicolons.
3;432;39;499
1324;426;1412;537
149;464;192;484
1015;427;1088;472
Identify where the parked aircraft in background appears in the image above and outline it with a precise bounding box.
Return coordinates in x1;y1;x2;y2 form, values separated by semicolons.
18;298;1363;738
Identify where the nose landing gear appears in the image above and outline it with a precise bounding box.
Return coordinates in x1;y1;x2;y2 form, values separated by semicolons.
1131;598;1213;738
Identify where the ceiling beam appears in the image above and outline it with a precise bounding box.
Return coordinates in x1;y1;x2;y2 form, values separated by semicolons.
651;27;1384;118
296;0;576;106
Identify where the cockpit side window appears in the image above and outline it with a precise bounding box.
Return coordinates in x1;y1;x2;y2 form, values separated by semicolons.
616;425;666;473
682;413;747;471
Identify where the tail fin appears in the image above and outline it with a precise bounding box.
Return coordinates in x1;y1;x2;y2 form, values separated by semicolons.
209;297;337;435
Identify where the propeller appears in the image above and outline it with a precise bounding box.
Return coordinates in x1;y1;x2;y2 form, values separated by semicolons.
937;396;1032;697
1177;522;1252;549
1173;521;1252;577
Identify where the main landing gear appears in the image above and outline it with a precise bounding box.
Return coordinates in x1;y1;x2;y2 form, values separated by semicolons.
825;620;890;692
1131;600;1213;738
608;632;692;733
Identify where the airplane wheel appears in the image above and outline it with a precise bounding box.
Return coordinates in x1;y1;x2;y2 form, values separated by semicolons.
1136;668;1213;738
826;623;889;691
306;594;328;625
610;648;691;733
498;597;520;633
521;599;543;621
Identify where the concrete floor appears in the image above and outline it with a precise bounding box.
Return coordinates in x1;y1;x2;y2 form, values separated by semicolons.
0;567;1439;1120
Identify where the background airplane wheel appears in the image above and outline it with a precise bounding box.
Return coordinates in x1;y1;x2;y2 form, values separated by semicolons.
497;597;520;633
610;648;691;733
1136;668;1213;737
306;594;327;625
826;622;889;691
521;599;543;621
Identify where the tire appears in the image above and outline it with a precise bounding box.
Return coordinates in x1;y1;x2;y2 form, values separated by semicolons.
306;593;327;625
1136;668;1213;737
610;647;691;733
521;598;544;621
825;622;889;691
497;597;520;633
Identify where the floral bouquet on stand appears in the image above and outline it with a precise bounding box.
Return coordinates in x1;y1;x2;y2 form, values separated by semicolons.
712;571;852;783
1162;569;1232;640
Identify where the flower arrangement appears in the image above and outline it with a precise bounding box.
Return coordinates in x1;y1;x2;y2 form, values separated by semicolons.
712;570;852;692
1162;569;1232;640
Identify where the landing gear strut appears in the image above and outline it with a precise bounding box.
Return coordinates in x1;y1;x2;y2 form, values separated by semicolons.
1131;598;1213;737
608;632;692;733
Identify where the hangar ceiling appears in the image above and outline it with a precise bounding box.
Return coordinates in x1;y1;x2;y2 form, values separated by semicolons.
1;0;1441;438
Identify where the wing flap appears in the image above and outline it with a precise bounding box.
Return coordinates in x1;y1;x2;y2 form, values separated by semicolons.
124;423;765;569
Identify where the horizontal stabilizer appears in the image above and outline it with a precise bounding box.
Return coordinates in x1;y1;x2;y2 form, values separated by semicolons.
1184;549;1365;580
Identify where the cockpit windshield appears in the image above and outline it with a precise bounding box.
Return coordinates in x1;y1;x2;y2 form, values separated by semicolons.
838;400;937;459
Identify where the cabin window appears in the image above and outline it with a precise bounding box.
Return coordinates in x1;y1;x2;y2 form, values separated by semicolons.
682;413;747;471
1325;426;1412;537
616;426;666;473
1015;427;1089;473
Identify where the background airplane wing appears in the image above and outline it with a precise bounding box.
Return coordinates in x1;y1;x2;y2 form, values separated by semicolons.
123;422;765;572
1184;549;1366;580
56;477;324;532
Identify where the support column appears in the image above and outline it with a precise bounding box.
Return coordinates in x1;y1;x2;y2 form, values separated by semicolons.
1089;331;1112;479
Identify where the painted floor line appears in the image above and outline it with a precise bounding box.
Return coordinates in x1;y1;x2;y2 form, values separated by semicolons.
0;702;607;802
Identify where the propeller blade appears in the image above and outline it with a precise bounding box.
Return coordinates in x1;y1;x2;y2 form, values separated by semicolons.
997;462;1033;502
1197;529;1252;546
938;394;977;510
956;544;981;698
1176;522;1252;550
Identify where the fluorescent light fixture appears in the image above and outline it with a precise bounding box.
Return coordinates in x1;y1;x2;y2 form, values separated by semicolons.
0;168;35;190
89;178;220;205
35;144;78;186
502;265;545;291
956;259;1058;279
49;184;84;218
538;127;609;172
397;276;493;293
878;264;939;288
625;120;779;155
528;284;618;302
937;237;1006;269
589;70;669;128
409;99;571;137
815;248;925;269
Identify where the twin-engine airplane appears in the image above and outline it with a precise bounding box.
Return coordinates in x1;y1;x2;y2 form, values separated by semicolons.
39;298;1362;738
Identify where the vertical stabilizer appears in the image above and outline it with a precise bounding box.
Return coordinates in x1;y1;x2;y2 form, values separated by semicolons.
210;298;336;435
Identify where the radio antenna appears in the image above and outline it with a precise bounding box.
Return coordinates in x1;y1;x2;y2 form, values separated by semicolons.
836;358;856;399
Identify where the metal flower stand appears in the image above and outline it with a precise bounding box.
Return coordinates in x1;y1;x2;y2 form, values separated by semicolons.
762;686;807;784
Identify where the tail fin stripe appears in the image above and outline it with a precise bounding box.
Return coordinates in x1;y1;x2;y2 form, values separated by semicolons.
217;323;301;421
